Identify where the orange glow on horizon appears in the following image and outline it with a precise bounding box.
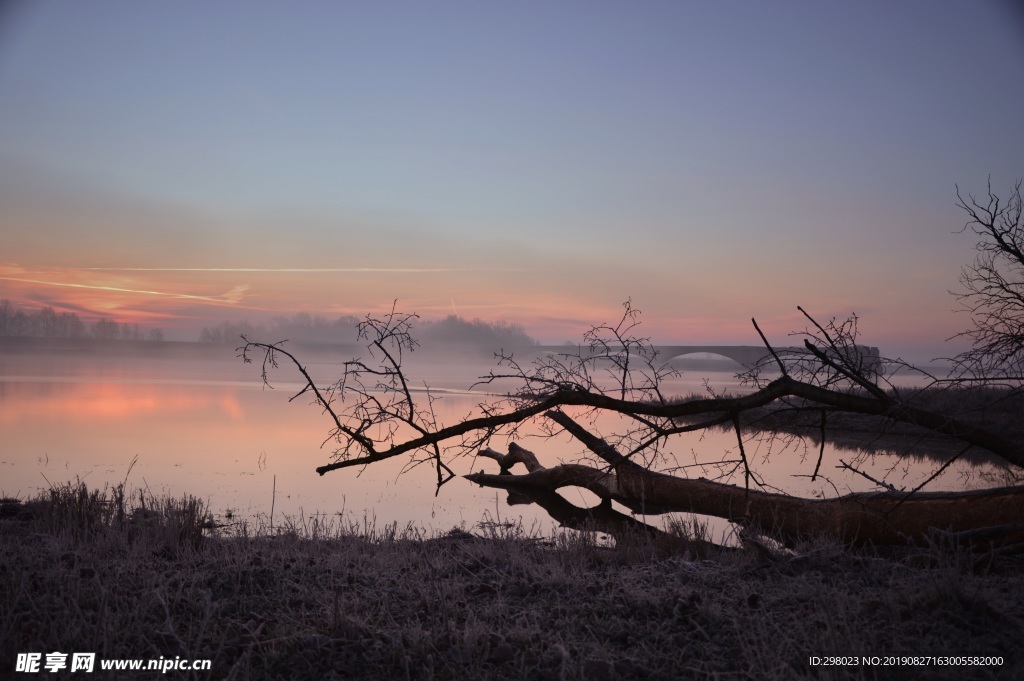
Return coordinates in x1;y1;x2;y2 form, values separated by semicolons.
0;263;268;328
0;260;967;353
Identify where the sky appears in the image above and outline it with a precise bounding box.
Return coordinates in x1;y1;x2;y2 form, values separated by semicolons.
1;1;1023;361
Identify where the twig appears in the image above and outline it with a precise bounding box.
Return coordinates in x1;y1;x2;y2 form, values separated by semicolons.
812;409;826;481
837;459;900;493
751;317;788;376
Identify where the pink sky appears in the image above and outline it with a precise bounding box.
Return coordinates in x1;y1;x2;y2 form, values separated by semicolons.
2;2;1022;362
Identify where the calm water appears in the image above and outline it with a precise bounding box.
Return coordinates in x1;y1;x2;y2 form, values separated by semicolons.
0;345;1008;535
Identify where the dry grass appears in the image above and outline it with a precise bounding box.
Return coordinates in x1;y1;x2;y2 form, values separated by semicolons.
1;484;1022;680
20;482;211;556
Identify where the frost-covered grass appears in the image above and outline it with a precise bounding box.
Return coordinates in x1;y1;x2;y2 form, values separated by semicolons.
1;483;1021;680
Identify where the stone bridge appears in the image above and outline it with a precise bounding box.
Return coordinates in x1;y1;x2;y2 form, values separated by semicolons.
531;344;882;372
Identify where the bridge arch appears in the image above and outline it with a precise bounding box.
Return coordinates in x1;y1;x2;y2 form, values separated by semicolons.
528;344;881;375
657;348;769;368
659;350;749;366
651;346;803;369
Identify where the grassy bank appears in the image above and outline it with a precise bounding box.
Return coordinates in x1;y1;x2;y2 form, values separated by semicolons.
1;484;1021;680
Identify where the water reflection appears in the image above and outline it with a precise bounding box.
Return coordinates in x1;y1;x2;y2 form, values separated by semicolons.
0;352;1010;535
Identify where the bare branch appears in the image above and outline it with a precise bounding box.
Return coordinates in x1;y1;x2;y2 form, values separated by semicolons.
752;317;788;376
951;179;1024;379
241;295;1024;550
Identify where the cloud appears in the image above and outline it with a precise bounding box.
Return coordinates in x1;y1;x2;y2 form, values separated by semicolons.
81;267;459;273
0;275;250;305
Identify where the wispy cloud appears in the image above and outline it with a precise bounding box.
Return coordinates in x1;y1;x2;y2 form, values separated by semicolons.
82;267;455;273
0;276;249;305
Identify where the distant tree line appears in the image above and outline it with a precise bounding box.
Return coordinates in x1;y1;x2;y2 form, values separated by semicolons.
0;299;164;342
418;315;538;350
200;312;538;350
199;312;363;344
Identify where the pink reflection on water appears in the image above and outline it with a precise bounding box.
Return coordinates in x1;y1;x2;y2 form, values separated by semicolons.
1;354;1009;535
0;382;250;424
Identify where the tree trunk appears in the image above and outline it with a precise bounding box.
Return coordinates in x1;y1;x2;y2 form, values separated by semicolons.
467;444;1024;549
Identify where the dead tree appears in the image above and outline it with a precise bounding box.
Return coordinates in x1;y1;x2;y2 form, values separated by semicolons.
240;301;1024;551
951;179;1024;381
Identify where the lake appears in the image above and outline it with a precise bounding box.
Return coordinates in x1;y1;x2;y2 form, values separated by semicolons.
1;340;1010;538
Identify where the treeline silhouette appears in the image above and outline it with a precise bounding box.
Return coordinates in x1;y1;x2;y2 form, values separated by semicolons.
198;313;363;345
200;313;538;350
419;315;538;350
0;299;164;341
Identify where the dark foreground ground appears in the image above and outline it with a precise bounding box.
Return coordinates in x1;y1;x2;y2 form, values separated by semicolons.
1;485;1021;681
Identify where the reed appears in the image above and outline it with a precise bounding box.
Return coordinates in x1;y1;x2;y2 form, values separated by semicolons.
1;484;1020;680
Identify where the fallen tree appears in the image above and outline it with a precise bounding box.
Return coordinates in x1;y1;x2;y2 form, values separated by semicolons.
240;299;1024;553
468;430;1024;550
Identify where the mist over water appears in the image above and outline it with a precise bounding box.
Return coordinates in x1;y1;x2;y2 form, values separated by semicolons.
0;339;1006;536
